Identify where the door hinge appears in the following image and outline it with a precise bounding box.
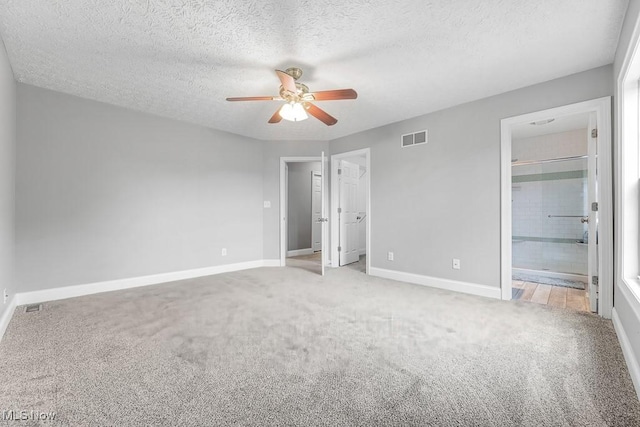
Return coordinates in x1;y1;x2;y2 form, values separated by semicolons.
338;207;342;213
338;246;342;252
591;128;598;138
337;168;342;175
591;202;598;212
592;276;599;287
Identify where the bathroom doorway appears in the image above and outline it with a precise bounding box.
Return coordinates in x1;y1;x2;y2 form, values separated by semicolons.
510;114;592;311
500;97;613;317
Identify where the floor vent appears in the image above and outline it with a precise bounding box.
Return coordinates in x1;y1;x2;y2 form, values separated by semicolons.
401;130;428;148
25;304;42;313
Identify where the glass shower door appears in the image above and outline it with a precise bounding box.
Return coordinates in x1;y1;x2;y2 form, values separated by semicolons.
512;156;589;284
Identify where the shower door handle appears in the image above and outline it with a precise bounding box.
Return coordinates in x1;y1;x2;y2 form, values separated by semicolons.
547;215;589;223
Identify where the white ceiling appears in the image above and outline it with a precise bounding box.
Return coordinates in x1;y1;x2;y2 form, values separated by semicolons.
0;0;629;141
512;112;591;139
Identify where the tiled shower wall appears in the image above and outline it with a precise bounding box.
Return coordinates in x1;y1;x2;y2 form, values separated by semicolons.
512;129;588;276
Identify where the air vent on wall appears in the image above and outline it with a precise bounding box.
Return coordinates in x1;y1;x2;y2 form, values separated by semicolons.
401;130;428;148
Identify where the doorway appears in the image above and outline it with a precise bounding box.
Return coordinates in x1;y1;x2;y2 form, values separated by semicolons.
330;148;371;274
279;155;328;275
500;97;613;317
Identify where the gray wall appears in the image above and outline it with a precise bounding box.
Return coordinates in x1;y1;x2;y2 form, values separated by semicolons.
262;140;329;261
16;84;264;292
329;65;613;288
613;0;640;389
287;161;320;252
0;36;15;320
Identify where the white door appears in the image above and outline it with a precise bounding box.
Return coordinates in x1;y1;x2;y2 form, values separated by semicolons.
587;113;599;313
320;152;326;276
312;172;322;252
339;160;360;266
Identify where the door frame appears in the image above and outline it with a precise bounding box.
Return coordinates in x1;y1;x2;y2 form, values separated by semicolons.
500;96;613;318
330;148;371;274
279;156;325;267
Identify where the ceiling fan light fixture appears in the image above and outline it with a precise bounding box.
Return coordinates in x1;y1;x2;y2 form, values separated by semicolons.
279;102;308;122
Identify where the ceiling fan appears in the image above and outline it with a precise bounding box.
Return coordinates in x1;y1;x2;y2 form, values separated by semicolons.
226;67;357;126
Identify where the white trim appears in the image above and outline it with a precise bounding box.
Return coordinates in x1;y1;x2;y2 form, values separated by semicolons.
16;260;279;306
279;156;322;268
287;248;314;257
0;295;17;342
500;120;513;301
370;267;501;300
359;248;367;256
500;97;613;318
619;278;640;333
262;259;282;267
612;307;640;399
614;14;640;402
616;6;640;330
330;148;371;274
512;267;587;284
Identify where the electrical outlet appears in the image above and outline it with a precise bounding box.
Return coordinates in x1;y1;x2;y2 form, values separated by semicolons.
452;258;461;270
221;248;227;256
263;201;271;208
3;288;7;304
388;252;394;261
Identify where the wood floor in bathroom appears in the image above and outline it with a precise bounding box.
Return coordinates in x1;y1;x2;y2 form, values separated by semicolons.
512;280;590;312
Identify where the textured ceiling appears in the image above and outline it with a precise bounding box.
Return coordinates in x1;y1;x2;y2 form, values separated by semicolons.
0;0;629;141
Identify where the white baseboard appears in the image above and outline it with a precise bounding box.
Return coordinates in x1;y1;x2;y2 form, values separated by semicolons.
0;295;17;342
287;248;314;257
369;267;501;300
262;259;281;267
513;267;587;283
16;259;280;306
612;307;640;399
359;248;366;256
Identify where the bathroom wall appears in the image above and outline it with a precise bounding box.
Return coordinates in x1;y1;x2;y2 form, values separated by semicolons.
512;128;589;276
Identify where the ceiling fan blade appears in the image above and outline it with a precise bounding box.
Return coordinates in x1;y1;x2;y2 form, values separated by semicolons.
226;96;276;101
268;108;282;124
308;89;358;101
276;70;298;93
305;103;338;126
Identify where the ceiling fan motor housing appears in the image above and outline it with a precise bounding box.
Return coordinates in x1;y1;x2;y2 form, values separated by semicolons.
285;67;303;80
279;82;310;102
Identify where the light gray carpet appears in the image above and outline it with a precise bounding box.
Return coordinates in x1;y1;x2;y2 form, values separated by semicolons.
513;272;587;290
1;263;639;426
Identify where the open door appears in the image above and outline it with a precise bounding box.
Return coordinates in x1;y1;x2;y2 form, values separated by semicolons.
321;152;326;276
311;172;322;252
339;159;360;266
587;113;599;313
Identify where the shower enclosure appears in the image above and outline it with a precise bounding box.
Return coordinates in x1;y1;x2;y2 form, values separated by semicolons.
511;155;589;281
